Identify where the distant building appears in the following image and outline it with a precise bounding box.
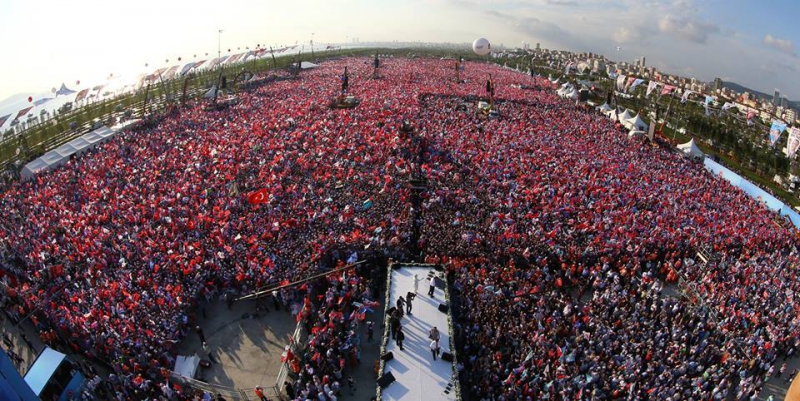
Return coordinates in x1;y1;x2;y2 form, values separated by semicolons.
781;96;789;108
713;77;722;92
640;56;646;67
787;109;797;123
535;43;540;50
774;89;781;106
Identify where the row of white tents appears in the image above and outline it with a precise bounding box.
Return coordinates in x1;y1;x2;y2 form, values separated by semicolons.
595;102;703;159
596;103;648;132
556;82;578;99
20;120;139;181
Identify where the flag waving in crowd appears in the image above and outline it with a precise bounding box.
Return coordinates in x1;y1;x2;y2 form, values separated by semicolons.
248;188;268;205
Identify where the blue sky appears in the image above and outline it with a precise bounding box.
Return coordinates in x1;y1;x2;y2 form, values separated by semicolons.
0;0;798;101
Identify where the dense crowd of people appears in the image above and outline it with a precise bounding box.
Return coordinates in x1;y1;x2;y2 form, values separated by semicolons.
0;56;798;400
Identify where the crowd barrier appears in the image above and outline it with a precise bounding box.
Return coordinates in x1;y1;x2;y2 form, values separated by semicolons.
704;158;800;228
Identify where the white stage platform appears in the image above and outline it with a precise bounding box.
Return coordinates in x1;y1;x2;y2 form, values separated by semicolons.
381;266;457;401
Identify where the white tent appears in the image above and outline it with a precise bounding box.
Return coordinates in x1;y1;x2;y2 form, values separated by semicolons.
624;114;648;131
606;109;618;121
21;125;120;181
596;103;613;113
617;109;633;122
628;128;646;138
203;86;218;99
677;138;704;159
299;61;318;69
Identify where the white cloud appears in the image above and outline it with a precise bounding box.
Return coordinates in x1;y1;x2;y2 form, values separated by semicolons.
764;34;796;56
613;26;654;44
658;14;719;43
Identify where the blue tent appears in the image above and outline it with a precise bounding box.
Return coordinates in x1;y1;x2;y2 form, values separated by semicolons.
55;84;75;97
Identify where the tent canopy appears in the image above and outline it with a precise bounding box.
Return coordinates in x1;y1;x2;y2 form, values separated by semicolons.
677;138;704;159
204;86;218;99
21;126;120;180
617;109;633;122
596;103;613;112
55;83;75;97
624;113;648;131
628;128;646;138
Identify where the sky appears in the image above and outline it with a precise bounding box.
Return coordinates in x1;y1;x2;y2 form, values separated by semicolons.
0;0;799;102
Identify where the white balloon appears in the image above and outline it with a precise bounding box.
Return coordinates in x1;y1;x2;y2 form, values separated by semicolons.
473;38;491;56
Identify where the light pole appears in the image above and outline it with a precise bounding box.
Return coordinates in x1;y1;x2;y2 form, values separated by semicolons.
615;46;621;65
218;29;224;59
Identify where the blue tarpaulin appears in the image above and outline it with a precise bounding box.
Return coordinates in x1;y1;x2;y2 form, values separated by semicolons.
704;158;800;228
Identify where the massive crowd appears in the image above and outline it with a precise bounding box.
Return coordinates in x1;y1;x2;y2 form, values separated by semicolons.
0;56;798;400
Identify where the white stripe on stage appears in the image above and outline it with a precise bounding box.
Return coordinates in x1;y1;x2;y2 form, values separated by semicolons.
381;266;457;401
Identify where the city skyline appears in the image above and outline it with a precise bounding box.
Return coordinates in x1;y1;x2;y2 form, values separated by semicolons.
0;0;798;101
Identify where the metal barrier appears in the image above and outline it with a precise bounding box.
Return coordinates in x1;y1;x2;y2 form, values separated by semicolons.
274;315;309;399
169;371;255;401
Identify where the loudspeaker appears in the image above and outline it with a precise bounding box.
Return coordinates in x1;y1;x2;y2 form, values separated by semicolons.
438;303;449;313
442;352;454;362
381;352;394;362
377;372;396;388
221;76;227;89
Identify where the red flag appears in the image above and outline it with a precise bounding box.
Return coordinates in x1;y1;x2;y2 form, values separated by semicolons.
14;106;33;121
248;188;268;205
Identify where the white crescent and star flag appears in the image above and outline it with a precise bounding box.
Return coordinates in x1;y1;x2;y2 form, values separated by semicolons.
628;79;645;93
646;81;659;97
681;90;693;104
616;75;626;91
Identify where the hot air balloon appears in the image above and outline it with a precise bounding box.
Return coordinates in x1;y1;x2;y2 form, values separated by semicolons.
473;38;491;56
28;96;32;103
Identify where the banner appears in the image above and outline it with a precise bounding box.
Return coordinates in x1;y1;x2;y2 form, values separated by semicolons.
616;75;626;91
661;85;675;96
628;79;645;93
721;102;736;111
646;81;659;97
681;90;693;104
625;76;636;91
0;114;10;127
14;106;33;121
770;120;787;146
788;127;800;158
704;96;714;116
75;89;90;102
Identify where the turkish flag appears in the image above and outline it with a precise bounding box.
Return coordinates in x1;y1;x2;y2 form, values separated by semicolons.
248;188;268;205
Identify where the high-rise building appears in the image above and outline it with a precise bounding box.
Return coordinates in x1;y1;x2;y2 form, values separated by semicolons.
640;56;646;67
781;96;789;108
774;89;781;106
713;77;722;92
535;43;540;50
